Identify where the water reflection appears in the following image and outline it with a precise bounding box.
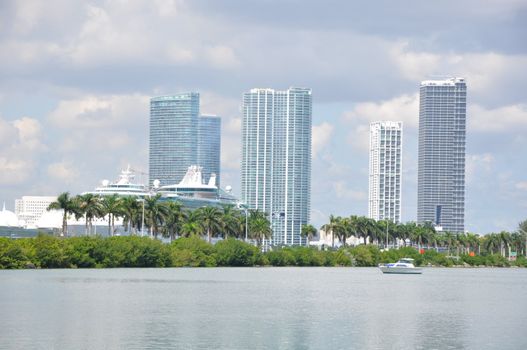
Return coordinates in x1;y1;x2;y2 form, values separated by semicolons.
0;268;526;349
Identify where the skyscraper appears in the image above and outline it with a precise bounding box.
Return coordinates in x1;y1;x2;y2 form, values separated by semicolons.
198;115;221;186
417;77;466;232
149;93;199;186
241;87;312;246
368;121;402;223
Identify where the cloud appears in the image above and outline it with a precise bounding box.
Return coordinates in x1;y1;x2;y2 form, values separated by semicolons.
516;182;527;191
0;115;45;185
312;122;334;158
48;94;149;130
207;45;240;69
466;153;495;182
332;181;367;201
47;161;79;183
469;103;527;132
343;93;418;127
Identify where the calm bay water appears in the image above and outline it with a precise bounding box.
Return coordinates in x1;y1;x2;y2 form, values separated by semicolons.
1;267;526;350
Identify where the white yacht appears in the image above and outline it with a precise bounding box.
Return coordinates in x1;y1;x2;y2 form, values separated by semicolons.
84;166;150;198
155;165;240;209
379;258;422;274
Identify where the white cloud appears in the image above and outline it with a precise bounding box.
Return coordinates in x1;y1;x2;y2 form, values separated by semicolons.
332;181;367;201
48;94;149;130
312;122;334;158
469;103;527;132
0;116;44;185
466;153;495;182
343;93;418;127
206;45;240;69
47;161;79;183
516;182;527;191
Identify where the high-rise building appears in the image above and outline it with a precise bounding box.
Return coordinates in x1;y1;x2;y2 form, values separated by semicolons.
149;93;199;186
198;115;221;186
368;121;402;223
241;87;312;246
417;77;466;232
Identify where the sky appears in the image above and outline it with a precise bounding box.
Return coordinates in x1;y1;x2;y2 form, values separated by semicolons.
0;0;526;233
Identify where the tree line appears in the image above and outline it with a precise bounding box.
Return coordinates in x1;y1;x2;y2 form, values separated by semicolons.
318;215;527;259
48;192;271;244
2;235;526;269
46;192;526;261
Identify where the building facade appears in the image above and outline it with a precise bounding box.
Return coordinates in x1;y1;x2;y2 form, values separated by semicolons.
149;93;200;186
417;77;466;232
368;121;402;223
15;196;57;228
241;87;312;246
197;115;221;186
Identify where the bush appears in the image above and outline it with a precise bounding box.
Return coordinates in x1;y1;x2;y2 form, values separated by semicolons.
266;249;296;266
0;237;30;269
170;236;216;267
214;238;259;266
33;234;71;268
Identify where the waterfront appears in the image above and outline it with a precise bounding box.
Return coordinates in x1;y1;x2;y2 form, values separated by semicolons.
1;267;526;350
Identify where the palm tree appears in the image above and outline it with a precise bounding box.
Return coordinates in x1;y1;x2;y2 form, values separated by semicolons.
198;206;223;243
99;194;121;236
412;224;431;251
248;210;272;247
180;209;203;237
443;231;455;255
301;224;317;246
144;194;168;238
163;201;185;240
498;231;511;258
120;196;141;235
47;192;77;237
77;193;103;235
321;214;339;248
221;205;243;239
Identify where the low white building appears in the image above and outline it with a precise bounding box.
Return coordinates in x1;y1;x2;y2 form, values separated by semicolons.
15;196;57;229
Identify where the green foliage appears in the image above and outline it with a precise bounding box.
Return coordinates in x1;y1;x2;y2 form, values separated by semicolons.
1;234;526;269
33;234;72;268
0;237;31;269
266;249;296;266
349;245;380;266
214;238;259;266
290;247;323;266
170;236;216;267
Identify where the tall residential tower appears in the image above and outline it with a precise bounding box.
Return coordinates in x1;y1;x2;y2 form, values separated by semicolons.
368;121;402;223
417;78;466;232
241;87;312;246
149;94;222;187
198;115;221;186
149;93;199;186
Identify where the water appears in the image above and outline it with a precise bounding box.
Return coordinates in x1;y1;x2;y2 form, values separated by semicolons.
1;267;526;350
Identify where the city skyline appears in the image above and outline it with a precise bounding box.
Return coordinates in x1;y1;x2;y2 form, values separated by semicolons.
0;1;525;234
242;87;312;245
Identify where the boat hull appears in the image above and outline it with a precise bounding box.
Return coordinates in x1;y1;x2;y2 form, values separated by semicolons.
379;266;422;274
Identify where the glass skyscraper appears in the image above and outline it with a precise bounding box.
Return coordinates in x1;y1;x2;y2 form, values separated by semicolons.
149;93;199;186
197;115;221;186
241;87;312;246
417;78;466;233
368;121;402;223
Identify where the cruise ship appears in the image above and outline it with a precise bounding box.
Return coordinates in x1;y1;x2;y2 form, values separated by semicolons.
155;165;241;209
84;166;150;197
86;165;242;209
